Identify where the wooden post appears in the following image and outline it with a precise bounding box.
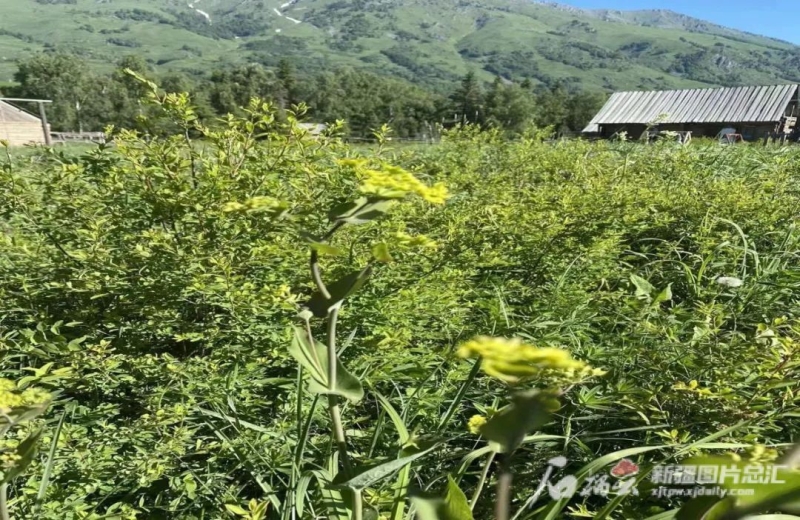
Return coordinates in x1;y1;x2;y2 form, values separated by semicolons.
38;101;52;146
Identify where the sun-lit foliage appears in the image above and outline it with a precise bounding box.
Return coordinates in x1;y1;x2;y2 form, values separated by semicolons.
2;85;800;519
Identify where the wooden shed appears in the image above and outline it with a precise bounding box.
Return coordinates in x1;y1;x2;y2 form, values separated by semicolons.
582;84;800;141
0;100;49;146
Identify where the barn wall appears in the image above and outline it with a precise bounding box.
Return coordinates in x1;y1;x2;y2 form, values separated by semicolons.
600;123;776;141
0;122;47;146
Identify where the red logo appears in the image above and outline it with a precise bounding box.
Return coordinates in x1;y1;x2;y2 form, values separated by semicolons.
610;459;640;478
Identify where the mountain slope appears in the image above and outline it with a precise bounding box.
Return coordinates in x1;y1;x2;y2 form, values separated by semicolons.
2;0;800;92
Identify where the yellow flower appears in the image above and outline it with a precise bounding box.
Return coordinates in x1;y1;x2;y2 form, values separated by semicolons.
0;391;24;414
748;444;779;463
467;414;487;434
337;158;369;169
0;453;21;469
222;201;246;212
0;379;15;391
393;231;437;249
458;336;589;383
21;388;51;406
222;197;286;214
359;165;449;204
673;379;714;397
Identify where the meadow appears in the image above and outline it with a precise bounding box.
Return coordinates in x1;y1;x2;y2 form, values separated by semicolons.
1;91;800;520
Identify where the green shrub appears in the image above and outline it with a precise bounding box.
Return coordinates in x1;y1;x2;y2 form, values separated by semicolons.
2;83;800;518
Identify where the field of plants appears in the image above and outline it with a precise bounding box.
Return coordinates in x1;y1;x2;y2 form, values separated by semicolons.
2;87;800;520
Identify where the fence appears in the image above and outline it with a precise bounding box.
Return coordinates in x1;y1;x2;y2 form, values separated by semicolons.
51;132;106;144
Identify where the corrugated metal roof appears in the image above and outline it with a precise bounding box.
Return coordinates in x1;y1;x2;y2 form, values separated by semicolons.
582;84;798;133
0;100;40;123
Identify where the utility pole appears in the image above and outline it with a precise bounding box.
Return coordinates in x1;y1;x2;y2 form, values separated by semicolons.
38;102;52;146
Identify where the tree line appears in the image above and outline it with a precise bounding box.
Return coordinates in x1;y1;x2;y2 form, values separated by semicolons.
2;52;606;138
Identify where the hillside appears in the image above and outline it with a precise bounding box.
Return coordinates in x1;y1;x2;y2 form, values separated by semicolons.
2;0;800;91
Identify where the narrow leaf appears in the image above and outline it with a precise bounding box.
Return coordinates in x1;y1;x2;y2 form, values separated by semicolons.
331;440;439;491
411;476;474;520
307;267;372;318
329;197;394;225
2;429;42;484
480;390;559;453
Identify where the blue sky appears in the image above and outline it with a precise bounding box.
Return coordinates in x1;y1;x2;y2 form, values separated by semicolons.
561;1;800;44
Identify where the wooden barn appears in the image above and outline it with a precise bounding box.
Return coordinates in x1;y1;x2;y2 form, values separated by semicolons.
0;99;49;146
582;84;800;141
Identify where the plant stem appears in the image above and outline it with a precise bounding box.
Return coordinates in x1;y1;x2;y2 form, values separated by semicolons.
1;483;10;520
311;250;331;299
511;463;554;520
470;450;496;510
327;306;339;392
495;456;513;520
327;306;351;473
352;489;363;520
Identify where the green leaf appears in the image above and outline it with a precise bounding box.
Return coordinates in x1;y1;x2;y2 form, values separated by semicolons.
371;242;393;263
374;392;410;445
1;400;51;427
676;496;734;520
35;410;67;513
300;232;345;256
630;274;655;298
225;504;248;516
642;510;679;520
682;455;800;512
745;514;800;520
746;514;800;520
310;469;350;520
537;445;667;520
410;476;474;520
288;327;364;403
480;390;559;453
295;474;312;518
2;429;43;484
329;197;395;225
331;440;439;491
310;242;345;256
654;283;673;304
307;267;372;318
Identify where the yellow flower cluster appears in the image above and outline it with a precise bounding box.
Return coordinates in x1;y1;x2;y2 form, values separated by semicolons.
747;445;779;463
0;378;52;415
0;452;21;469
393;231;437;249
360;165;449;204
672;380;713;397
457;337;599;384
339;159;450;204
222;196;285;213
467;414;487;434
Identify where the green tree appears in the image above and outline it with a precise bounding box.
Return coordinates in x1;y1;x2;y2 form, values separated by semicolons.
108;55;154;128
564;90;606;132
450;71;483;124
534;83;570;133
209;63;276;115
484;82;536;134
276;58;299;108
307;68;437;137
12;52;99;131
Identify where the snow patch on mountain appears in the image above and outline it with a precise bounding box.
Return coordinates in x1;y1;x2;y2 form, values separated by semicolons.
274;0;302;23
188;1;211;23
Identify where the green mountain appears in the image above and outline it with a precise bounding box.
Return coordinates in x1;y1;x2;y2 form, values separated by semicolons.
2;0;800;91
